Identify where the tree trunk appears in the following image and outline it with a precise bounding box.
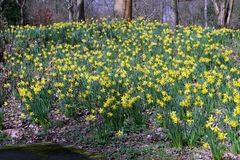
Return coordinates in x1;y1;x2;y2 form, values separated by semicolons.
20;7;24;25
77;0;84;21
163;0;178;28
69;7;73;22
204;0;208;27
211;0;234;27
114;0;132;20
124;0;132;20
226;0;234;27
174;0;178;25
218;1;226;27
114;0;125;18
16;0;26;25
64;0;74;22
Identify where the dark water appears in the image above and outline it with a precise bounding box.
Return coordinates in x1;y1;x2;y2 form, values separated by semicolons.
0;144;101;160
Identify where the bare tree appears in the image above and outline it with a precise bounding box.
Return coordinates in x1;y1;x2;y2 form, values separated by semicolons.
114;0;132;20
16;0;26;25
174;0;178;25
64;0;74;22
125;0;132;20
77;0;84;21
211;0;234;27
162;0;178;27
204;0;208;27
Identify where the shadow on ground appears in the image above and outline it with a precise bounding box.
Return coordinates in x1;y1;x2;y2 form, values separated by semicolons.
0;143;101;160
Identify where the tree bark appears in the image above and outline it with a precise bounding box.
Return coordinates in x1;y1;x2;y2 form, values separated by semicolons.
114;0;125;18
204;0;208;27
124;0;132;20
218;1;226;27
226;0;234;27
64;0;74;22
114;0;132;20
162;0;178;28
211;0;234;27
20;7;24;25
69;7;73;22
174;0;178;25
77;0;84;21
16;0;26;25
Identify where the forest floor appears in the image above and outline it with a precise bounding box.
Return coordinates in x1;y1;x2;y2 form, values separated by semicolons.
1;96;239;160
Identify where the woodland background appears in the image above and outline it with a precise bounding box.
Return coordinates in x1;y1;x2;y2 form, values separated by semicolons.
0;0;239;28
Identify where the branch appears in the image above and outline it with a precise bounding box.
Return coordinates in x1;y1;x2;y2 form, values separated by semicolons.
15;0;26;7
64;0;74;10
146;9;157;19
103;0;109;9
226;0;234;26
86;0;95;10
211;0;220;15
22;0;26;7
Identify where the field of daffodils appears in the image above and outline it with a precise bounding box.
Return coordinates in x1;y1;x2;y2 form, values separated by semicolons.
1;18;239;159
